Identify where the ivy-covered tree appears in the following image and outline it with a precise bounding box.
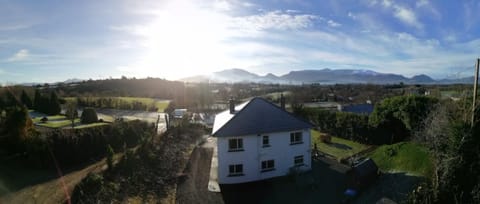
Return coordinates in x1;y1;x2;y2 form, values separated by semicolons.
369;95;438;143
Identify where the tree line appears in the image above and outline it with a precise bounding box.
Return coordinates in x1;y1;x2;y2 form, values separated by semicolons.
75;97;158;112
297;95;439;145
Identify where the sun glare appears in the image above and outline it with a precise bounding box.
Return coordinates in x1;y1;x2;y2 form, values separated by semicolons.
131;0;235;79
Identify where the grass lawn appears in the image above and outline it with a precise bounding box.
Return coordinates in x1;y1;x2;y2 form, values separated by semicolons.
74;122;110;129
32;115;66;123
35;119;80;128
311;130;369;160
367;142;433;177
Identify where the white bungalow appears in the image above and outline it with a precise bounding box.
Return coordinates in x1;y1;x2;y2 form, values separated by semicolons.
212;97;313;184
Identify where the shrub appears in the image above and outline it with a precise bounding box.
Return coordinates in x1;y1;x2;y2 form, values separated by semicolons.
81;108;98;124
320;133;332;143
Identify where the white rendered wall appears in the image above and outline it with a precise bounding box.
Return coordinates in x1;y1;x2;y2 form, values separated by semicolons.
217;129;311;184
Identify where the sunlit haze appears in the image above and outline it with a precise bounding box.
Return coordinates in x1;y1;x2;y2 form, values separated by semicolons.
1;0;480;83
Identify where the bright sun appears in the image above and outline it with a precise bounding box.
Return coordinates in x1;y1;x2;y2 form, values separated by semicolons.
127;0;238;80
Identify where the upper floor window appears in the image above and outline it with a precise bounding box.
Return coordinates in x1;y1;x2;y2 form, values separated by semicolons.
262;135;270;147
228;164;244;176
261;159;275;172
228;138;243;152
290;132;303;145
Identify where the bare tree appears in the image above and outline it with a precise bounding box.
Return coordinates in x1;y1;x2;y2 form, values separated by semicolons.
65;101;78;128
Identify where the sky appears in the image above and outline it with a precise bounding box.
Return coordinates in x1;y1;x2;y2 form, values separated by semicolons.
1;0;480;83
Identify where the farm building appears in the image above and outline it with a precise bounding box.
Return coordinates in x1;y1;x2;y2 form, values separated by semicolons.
211;97;313;184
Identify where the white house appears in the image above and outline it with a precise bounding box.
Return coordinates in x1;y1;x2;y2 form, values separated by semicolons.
212;97;313;184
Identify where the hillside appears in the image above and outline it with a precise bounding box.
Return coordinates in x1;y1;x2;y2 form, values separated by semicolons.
181;68;473;84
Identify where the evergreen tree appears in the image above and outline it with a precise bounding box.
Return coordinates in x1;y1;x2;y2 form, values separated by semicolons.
33;89;42;111
20;90;33;109
81;108;98;124
48;92;61;115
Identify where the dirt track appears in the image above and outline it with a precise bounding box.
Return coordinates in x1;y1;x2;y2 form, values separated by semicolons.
176;146;224;204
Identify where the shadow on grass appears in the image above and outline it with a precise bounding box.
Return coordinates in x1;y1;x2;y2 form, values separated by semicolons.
220;157;350;204
328;142;353;150
0;156;105;196
353;172;424;204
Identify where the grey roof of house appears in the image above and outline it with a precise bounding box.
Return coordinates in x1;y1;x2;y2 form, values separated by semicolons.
212;97;313;137
342;104;374;115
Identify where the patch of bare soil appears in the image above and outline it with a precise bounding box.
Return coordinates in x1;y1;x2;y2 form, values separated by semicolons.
176;147;224;204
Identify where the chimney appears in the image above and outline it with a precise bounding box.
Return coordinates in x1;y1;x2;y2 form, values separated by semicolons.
229;98;235;114
280;94;285;110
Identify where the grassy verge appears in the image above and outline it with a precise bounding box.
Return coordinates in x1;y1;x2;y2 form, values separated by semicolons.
367;142;433;177
311;130;369;160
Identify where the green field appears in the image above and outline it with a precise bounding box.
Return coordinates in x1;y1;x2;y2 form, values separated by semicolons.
65;97;169;112
311;130;370;160
74;122;110;129
32;115;66;123
368;142;433;177
31;114;109;129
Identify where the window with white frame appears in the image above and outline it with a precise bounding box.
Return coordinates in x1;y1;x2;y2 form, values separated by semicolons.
228;164;243;176
290;132;303;145
228;138;243;152
294;155;304;166
261;160;275;172
262;135;270;147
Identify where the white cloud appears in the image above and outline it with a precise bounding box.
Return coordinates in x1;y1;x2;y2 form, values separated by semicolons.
376;0;423;29
327;20;342;27
347;12;357;20
416;0;429;8
7;49;29;62
393;6;422;29
231;10;318;31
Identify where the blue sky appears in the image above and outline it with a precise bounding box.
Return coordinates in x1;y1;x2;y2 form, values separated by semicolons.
1;0;479;83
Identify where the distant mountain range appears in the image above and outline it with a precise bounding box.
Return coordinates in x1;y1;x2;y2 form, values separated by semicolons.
20;78;84;86
181;68;474;84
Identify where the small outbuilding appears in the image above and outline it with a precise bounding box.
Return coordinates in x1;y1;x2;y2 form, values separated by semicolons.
173;109;188;119
347;158;379;190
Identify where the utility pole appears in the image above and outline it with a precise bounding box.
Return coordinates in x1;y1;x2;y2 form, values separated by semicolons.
472;58;480;127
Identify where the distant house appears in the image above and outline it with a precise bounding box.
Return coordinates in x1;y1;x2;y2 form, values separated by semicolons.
173;109;187;119
212;97;313;184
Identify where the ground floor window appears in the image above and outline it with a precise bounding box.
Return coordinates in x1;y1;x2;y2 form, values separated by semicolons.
294;155;304;166
261;160;275;172
228;164;243;176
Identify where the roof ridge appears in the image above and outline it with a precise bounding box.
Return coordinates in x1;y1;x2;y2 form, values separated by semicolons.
255;97;314;127
212;97;313;137
211;98;255;136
